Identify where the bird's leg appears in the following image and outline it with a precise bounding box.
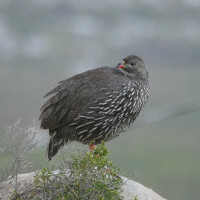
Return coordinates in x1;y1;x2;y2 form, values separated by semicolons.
88;143;100;158
89;143;96;150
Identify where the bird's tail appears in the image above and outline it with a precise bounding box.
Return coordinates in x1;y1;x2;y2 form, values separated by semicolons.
47;128;69;160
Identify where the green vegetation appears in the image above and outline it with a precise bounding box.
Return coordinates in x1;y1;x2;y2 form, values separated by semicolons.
12;142;123;200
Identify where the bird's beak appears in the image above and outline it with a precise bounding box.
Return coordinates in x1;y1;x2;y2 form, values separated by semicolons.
116;61;125;69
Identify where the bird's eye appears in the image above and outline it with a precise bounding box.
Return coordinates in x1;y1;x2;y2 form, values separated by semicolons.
130;62;135;66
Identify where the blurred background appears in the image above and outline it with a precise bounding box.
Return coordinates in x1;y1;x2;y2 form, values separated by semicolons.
0;0;200;199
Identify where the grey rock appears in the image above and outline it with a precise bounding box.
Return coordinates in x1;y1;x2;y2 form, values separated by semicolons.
121;177;167;200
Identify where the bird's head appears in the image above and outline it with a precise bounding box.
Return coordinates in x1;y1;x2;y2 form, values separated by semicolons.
116;55;148;79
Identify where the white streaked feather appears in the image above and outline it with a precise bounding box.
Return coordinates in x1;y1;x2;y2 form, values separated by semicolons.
77;129;88;135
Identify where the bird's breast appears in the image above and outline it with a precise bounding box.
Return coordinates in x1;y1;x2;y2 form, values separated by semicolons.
69;81;149;143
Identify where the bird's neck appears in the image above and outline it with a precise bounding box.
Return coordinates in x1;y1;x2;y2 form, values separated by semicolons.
118;68;149;82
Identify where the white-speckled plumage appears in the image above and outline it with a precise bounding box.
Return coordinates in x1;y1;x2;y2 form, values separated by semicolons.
39;55;150;160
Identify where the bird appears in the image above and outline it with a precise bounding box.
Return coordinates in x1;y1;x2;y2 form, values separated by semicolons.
39;55;150;160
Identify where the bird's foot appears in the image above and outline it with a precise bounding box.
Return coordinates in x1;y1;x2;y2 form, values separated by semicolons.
89;143;96;150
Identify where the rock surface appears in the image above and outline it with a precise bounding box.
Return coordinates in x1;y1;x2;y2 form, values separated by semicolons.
121;177;167;200
0;172;167;200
